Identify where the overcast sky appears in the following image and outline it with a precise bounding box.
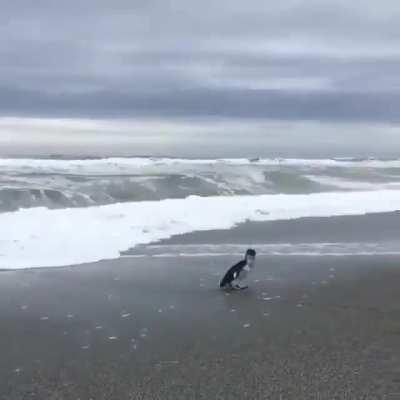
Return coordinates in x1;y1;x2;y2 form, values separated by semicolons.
1;0;400;157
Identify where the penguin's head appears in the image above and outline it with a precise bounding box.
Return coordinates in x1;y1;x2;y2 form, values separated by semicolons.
245;248;256;267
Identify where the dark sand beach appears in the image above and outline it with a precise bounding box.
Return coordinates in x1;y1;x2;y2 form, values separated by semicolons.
1;214;400;399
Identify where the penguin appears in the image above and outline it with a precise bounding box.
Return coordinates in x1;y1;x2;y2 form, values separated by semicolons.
219;248;256;290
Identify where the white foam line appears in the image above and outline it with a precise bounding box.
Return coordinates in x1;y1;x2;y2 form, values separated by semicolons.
2;157;400;170
1;190;400;269
305;175;400;191
145;242;376;249
121;251;400;258
120;242;400;258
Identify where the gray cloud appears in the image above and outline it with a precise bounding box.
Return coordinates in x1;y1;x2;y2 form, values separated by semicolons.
1;86;400;123
1;0;400;151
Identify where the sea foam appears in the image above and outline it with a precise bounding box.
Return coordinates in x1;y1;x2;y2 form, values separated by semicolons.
1;190;400;269
2;156;400;174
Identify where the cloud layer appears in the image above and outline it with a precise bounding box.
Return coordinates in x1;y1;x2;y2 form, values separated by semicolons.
1;0;400;155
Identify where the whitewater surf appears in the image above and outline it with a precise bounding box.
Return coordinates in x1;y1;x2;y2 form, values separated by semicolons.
2;156;400;269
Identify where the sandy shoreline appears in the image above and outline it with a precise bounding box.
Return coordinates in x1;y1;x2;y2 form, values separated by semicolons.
1;213;400;398
1;249;400;399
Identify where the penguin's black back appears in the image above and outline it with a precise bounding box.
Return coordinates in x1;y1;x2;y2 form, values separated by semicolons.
219;259;246;287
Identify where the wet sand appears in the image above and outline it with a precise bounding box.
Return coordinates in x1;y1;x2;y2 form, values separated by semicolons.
1;250;400;399
155;211;400;245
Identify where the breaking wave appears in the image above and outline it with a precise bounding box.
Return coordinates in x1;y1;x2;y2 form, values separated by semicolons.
2;156;400;212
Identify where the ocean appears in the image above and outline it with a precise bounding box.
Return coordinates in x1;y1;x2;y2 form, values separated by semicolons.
1;156;400;269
